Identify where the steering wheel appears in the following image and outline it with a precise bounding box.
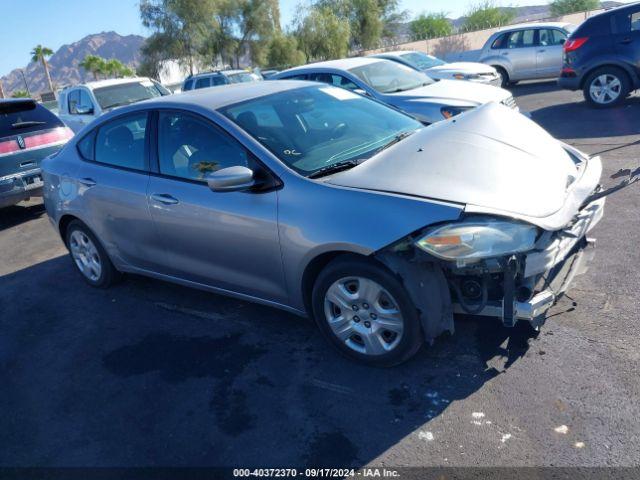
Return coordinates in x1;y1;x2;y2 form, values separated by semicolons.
330;122;348;140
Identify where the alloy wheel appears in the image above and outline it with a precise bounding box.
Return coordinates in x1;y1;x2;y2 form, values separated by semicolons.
589;74;622;105
323;276;404;356
69;230;102;282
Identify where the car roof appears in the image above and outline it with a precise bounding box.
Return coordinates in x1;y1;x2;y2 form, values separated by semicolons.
281;57;382;74
135;80;319;111
495;21;574;32
371;50;424;58
70;77;153;90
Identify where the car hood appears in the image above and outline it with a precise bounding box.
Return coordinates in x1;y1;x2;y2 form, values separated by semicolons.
426;62;497;76
385;79;509;105
326;103;601;231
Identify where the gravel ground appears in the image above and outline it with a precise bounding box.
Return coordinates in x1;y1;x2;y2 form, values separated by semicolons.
0;81;639;469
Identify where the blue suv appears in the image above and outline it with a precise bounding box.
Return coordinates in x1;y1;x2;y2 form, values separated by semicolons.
559;2;640;107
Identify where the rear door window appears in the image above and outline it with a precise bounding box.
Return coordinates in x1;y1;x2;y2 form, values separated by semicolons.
507;29;537;48
94;113;149;171
0;100;64;138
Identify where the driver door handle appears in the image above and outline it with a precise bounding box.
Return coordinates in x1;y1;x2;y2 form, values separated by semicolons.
150;193;179;205
78;177;96;187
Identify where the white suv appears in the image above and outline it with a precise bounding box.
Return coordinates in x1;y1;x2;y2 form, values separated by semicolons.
58;77;170;132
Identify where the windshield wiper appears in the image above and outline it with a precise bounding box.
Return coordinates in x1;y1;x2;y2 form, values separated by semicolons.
374;130;416;154
12;121;46;129
308;160;361;179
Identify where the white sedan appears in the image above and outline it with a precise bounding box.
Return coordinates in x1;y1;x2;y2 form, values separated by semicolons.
370;50;500;85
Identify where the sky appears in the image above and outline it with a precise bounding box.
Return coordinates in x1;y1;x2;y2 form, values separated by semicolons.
0;0;593;76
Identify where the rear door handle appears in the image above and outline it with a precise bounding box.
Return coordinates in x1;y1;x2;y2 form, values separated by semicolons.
150;193;179;205
620;37;632;44
538;49;546;53
78;177;96;187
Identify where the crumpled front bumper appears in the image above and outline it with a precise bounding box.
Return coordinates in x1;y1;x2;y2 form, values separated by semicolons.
452;197;605;324
0;168;43;208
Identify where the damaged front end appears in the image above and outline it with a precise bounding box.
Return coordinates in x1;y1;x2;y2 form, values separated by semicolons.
376;196;606;342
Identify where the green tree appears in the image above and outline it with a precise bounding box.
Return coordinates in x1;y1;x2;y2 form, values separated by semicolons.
234;0;279;67
30;45;55;93
79;55;104;80
410;12;452;40
104;58;135;78
462;1;515;32
549;0;599;16
140;0;217;75
296;7;351;61
11;89;30;98
266;32;306;67
316;0;405;50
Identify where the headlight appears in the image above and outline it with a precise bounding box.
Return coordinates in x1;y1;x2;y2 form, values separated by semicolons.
441;106;474;119
415;218;539;261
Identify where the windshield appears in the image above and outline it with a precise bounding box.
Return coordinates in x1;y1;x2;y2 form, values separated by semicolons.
400;52;446;70
220;86;421;177
349;60;434;94
93;80;169;110
227;72;262;84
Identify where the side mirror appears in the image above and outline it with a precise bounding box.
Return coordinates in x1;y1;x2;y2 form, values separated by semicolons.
76;104;94;115
207;166;256;192
353;88;370;97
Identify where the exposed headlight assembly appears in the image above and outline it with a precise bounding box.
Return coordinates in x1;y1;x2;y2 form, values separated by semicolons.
441;105;474;119
415;218;539;262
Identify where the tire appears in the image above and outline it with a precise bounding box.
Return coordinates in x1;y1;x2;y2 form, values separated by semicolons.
495;67;509;88
65;220;120;288
583;67;630;108
311;256;423;367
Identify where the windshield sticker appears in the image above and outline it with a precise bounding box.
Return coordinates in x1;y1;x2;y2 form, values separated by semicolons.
320;87;359;101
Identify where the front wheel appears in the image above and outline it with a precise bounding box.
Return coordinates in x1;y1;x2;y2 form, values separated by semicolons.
583;67;630;108
311;256;423;367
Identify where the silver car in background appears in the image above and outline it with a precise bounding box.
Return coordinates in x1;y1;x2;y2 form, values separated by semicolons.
272;57;518;123
475;22;576;86
43;81;608;366
370;50;501;85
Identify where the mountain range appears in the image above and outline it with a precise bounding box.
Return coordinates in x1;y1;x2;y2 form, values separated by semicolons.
1;31;145;97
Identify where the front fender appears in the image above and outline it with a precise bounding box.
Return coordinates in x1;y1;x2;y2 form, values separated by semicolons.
277;176;463;311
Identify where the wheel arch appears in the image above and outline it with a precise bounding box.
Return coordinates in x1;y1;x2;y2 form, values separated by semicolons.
301;250;372;316
580;62;638;90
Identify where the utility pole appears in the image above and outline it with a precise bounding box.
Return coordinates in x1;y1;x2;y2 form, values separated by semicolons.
19;69;31;97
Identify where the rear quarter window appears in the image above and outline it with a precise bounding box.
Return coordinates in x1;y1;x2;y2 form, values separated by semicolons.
0;101;64;138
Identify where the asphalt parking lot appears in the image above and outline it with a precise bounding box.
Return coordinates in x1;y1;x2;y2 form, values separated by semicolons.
1;82;639;470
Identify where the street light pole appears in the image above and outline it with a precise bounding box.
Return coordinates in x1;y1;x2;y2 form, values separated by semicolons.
19;69;31;97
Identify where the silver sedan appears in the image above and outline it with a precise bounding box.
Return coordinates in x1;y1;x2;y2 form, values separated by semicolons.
43;81;607;366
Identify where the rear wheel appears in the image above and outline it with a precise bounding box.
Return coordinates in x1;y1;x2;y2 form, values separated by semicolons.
311;256;423;367
583;67;630;108
65;220;119;288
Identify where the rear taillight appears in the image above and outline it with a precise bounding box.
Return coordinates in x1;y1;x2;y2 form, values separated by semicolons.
564;37;588;53
24;127;74;149
0;127;73;156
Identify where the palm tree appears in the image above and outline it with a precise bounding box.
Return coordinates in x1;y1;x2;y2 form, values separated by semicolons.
31;45;55;93
79;55;104;80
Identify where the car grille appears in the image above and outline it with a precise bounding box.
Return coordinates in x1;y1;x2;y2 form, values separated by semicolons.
501;96;517;109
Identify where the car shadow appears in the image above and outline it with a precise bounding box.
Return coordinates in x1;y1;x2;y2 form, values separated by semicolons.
531;96;640;140
508;79;561;97
0;200;46;231
0;256;541;468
